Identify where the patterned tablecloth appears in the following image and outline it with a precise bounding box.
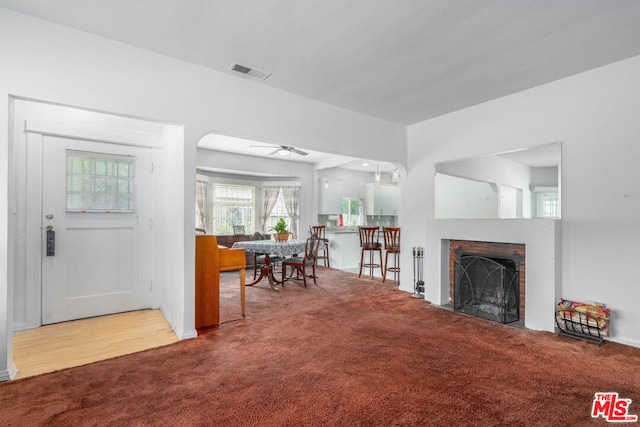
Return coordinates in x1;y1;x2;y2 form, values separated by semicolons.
232;240;306;257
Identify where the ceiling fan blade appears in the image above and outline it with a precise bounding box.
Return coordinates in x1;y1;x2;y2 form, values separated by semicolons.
249;144;307;156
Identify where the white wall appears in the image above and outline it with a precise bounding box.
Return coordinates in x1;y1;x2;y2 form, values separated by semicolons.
435;154;533;218
434;174;498;218
158;123;186;338
405;54;640;347
531;167;558;187
0;9;406;380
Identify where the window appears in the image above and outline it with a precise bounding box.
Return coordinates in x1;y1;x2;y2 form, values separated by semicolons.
342;197;362;226
66;150;135;212
266;191;292;235
533;186;559;218
538;192;558;217
210;184;254;235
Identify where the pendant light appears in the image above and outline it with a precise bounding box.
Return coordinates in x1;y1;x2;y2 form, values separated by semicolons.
392;167;400;184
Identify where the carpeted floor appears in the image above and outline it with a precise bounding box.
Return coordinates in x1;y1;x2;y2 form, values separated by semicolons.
1;267;639;426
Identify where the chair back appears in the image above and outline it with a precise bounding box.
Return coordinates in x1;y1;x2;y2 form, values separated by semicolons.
383;227;401;250
251;232;266;241
359;227;380;248
309;225;326;239
358;227;380;246
304;234;321;262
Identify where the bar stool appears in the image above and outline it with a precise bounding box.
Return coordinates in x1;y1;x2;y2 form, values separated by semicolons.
358;226;383;279
382;227;401;283
309;225;330;268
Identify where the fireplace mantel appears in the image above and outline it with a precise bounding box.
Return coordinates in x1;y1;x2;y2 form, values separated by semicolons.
423;219;561;332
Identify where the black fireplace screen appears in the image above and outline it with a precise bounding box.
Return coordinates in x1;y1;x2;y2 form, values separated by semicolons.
453;254;520;324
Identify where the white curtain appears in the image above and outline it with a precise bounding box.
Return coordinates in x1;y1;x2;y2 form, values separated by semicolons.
281;186;301;239
359;198;367;226
195;175;208;232
261;186;281;233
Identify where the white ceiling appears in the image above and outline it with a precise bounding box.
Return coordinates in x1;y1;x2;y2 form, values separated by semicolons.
3;1;639;171
198;133;397;175
3;0;640;126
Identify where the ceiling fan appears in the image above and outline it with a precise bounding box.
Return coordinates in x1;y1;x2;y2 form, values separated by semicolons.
250;144;309;157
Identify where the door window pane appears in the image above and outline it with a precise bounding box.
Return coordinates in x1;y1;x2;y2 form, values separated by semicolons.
66;150;135;212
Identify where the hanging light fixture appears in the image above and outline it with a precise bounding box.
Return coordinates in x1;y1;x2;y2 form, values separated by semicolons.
323;169;330;190
375;163;381;184
392;167;400;184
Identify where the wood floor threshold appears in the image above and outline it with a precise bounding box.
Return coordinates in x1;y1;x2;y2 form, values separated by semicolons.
12;309;179;379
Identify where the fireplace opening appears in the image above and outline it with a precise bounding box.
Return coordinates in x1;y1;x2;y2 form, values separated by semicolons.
453;248;521;324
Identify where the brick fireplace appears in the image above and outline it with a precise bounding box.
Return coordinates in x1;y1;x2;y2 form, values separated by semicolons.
449;240;526;323
423;218;560;332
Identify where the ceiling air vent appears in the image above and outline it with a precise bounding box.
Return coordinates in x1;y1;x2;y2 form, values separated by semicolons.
228;62;271;81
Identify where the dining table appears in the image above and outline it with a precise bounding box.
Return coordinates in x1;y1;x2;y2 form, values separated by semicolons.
231;239;307;291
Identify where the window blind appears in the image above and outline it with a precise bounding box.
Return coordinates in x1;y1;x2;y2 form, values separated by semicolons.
66;149;136;212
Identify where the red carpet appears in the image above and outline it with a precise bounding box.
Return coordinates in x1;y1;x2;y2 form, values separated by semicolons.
1;267;639;426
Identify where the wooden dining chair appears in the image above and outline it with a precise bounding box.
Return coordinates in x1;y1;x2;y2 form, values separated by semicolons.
281;235;320;287
309;225;330;268
250;232;268;280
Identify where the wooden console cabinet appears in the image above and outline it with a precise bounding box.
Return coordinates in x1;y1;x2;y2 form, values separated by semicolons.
195;235;246;329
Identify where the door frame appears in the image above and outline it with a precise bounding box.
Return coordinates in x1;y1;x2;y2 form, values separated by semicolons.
40;136;155;324
13;100;165;330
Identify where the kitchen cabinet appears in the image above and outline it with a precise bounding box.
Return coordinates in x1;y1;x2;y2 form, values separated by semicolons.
365;183;400;215
327;231;383;278
326;232;361;270
319;179;343;214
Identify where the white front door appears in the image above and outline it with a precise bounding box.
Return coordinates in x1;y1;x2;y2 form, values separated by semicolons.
40;135;154;324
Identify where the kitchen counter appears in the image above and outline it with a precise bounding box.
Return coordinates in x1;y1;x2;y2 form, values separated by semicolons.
325;231;360;270
325;226;358;234
325;228;384;278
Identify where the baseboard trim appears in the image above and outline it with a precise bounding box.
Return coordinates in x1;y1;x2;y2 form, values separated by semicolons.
159;304;175;330
159;304;197;340
11;321;29;332
180;329;198;340
608;336;640;349
0;362;18;382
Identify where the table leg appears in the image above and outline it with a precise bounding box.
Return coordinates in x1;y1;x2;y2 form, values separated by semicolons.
265;266;281;291
239;268;246;318
245;256;280;291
